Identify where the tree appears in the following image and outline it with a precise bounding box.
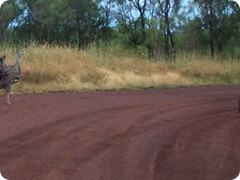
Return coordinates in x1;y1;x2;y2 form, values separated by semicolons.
156;0;180;60
0;0;239;61
130;0;147;43
193;0;240;58
114;0;150;48
35;0;65;43
12;0;104;48
0;0;23;43
66;0;103;48
99;0;115;43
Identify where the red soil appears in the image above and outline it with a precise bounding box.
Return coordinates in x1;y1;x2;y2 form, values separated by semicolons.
0;86;240;180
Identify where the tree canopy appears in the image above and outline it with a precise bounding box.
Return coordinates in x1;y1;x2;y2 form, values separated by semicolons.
0;0;239;60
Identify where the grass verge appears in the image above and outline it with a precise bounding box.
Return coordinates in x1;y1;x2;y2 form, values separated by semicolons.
0;44;240;94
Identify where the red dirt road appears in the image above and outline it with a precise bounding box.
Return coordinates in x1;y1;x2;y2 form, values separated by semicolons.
0;86;240;180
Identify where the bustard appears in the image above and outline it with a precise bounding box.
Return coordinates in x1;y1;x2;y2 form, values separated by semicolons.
0;50;25;104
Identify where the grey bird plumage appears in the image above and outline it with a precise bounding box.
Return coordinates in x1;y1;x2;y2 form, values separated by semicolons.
0;50;25;104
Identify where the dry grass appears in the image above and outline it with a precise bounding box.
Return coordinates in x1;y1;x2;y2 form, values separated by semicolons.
0;44;240;94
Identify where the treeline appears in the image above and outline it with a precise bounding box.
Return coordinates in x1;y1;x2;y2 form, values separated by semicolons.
0;0;240;60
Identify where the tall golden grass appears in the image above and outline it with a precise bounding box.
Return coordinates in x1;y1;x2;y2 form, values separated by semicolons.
0;44;240;94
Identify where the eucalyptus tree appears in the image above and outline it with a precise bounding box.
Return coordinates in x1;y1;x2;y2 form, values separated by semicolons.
114;0;148;48
192;0;240;58
65;0;104;48
213;1;240;54
0;0;23;43
13;0;47;43
35;0;66;43
99;0;115;43
130;0;147;43
12;0;105;47
156;0;180;60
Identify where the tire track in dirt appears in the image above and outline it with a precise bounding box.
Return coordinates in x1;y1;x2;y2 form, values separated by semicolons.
0;86;240;180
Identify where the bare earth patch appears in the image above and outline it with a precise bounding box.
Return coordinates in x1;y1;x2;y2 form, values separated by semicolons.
0;86;240;180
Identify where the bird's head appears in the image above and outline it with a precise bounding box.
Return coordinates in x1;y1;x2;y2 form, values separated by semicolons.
16;50;25;58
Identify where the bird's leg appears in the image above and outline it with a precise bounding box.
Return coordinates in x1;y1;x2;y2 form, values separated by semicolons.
10;86;14;96
6;86;12;105
7;94;11;105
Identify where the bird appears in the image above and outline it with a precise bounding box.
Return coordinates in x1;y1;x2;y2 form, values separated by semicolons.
0;50;25;104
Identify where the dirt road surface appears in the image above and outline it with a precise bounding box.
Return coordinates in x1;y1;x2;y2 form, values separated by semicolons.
0;86;240;180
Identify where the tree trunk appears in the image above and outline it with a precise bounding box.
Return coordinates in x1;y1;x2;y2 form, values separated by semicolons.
165;10;175;60
76;15;81;49
209;1;214;58
140;12;146;43
163;29;169;60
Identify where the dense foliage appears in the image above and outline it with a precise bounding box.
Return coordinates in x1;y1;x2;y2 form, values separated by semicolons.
0;0;240;60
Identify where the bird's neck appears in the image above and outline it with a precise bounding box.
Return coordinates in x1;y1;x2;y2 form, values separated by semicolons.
15;56;21;71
